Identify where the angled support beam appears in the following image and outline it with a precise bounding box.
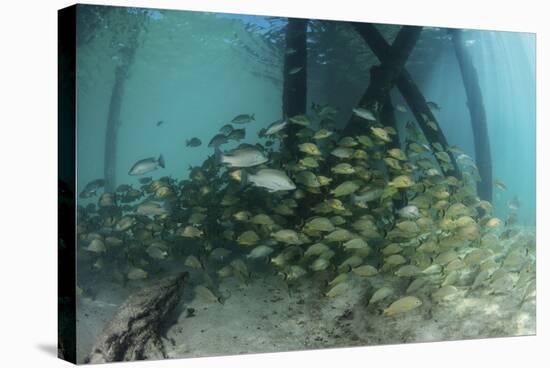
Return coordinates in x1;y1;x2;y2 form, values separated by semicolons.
350;23;462;179
345;25;422;144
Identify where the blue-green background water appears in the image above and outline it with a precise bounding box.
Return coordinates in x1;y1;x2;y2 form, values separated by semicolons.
76;6;535;224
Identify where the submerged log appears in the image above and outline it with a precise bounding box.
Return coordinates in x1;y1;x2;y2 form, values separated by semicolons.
85;272;188;364
282;17;308;159
350;23;461;179
451;29;493;201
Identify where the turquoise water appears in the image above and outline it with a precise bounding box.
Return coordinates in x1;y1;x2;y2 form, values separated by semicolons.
77;8;283;192
417;30;536;224
76;7;535;224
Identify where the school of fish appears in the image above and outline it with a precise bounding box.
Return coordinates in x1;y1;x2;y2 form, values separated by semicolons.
76;104;535;318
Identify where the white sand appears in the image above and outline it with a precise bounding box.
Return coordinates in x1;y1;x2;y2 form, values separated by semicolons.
163;273;535;359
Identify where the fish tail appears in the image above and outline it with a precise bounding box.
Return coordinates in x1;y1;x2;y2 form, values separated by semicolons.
158;154;165;168
251;113;255;121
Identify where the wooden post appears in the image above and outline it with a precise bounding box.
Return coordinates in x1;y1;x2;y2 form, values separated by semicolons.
451;29;493;201
103;40;139;193
282;17;308;159
103;66;126;193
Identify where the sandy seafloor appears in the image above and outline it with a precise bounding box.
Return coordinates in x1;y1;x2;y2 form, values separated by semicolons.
76;228;536;364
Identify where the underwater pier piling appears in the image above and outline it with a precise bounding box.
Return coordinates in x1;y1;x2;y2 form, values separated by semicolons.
102;11;145;193
344;24;422;146
450;29;493;201
104;65;127;193
351;23;462;179
282;17;308;160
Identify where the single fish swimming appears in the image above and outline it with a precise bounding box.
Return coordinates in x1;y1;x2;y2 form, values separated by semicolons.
128;155;165;176
219;124;234;135
231;114;255;124
208;133;229;148
352;107;376;121
243;169;296;192
79;178;105;198
216;146;268;168
186;137;202;147
227;128;245;142
263;119;287;136
136;201;169;217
